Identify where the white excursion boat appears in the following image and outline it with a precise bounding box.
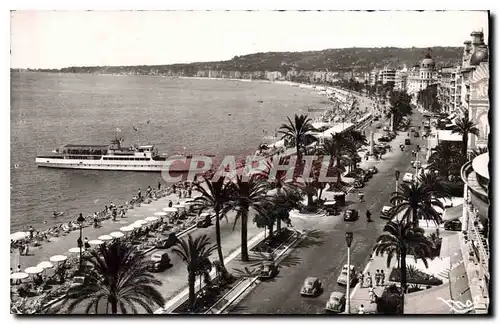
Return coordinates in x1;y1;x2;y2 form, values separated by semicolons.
35;138;213;172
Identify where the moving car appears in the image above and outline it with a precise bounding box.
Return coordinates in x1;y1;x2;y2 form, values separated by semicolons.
300;277;322;296
378;136;390;142
405;138;411;145
150;252;171;272
337;264;357;286
402;172;414;183
444;220;462;231
155;232;179;249
196;213;212;228
325;291;346;313
343;209;359;221
380;206;393;220
368;166;378;174
258;261;278;280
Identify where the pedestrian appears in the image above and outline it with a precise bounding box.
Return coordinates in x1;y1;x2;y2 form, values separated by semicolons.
29;226;35;240
168;200;173;207
375;270;380;286
147;185;152;198
369;287;376;303
158;181;161;191
138;188;142;200
10;268;13;285
366;272;372;288
188;187;192;198
358;272;365;288
366;210;372;222
84;237;90;249
380;270;385;286
358;304;365;314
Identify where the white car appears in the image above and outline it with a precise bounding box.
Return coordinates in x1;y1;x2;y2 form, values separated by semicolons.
336;264;356;286
380;206;393;220
402;172;414;183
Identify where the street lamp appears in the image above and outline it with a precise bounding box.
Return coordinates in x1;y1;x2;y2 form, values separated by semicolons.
395;170;400;195
345;231;354;314
77;213;86;272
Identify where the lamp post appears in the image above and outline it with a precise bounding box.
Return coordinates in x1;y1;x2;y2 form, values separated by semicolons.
395;170;400;196
345;231;354;314
77;213;86;273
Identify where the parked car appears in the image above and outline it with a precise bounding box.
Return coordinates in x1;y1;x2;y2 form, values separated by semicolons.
405;138;411;145
70;276;86;288
149;252;171;272
402;172;414;183
444;220;462;231
337;264;357;286
300;277;322;296
325;291;346;313
258;261;279;280
343;209;359;222
380;206;393;219
378;136;390;142
354;180;364;189
155;232;179;249
368;166;378;174
196;213;212;228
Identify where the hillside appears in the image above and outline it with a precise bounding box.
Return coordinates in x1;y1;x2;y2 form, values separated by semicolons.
26;46;462;74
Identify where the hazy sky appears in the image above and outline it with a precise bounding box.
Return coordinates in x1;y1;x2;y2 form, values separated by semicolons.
10;10;489;69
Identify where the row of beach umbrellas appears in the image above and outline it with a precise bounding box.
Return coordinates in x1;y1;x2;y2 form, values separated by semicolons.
10;198;196;282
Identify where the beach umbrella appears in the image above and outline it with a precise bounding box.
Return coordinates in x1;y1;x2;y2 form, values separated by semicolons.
24;267;44;275
146;216;159;222
120;226;134;232
69;247;85;253
10;272;28;280
89;239;104;245
98;235;113;241
110;232;124;238
154;212;166;217
135;220;148;225
49;255;68;263
172;204;184;209
131;223;143;229
10;232;29;241
163;207;177;213
37;261;54;270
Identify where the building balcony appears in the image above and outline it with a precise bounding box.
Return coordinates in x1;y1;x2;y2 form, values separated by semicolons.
460;155;489;223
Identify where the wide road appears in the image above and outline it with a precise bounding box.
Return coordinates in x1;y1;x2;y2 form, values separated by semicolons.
230;111;427;314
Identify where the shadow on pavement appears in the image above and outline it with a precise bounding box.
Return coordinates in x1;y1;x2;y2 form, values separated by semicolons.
295;229;326;249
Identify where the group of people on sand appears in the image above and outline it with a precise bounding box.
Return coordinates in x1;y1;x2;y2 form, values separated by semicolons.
10;180;197;256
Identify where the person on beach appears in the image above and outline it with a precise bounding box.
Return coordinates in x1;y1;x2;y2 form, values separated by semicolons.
84;237;90;249
366;272;372;288
29;226;35;240
158;181;161;191
138;189;142;201
168;200;173;207
147;186;152;198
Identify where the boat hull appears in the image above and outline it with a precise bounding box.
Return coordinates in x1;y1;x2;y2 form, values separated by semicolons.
35;157;192;172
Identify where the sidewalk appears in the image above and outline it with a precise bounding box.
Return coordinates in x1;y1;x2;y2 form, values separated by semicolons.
10;190;199;271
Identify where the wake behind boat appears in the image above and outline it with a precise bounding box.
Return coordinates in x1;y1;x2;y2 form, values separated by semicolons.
35;138;213;172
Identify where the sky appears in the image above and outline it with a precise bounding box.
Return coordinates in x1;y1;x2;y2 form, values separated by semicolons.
10;10;489;69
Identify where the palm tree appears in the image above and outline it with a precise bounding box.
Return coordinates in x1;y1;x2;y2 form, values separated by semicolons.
428;142;462;179
373;220;434;313
451;114;480;159
230;175;270;262
172;234;217;311
390;182;445;227
63;241;165;314
278;114;316;161
320;132;351;184
191;176;233;280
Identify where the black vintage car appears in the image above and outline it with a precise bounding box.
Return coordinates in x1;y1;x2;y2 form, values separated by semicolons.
444;220;462;231
343;209;359;221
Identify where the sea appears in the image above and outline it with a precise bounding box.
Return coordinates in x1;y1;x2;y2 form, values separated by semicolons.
10;72;328;232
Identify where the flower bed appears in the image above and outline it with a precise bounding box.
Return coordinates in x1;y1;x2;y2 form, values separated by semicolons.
251;228;294;254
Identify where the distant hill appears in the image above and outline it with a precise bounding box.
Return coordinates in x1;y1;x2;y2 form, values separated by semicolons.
23;46;463;74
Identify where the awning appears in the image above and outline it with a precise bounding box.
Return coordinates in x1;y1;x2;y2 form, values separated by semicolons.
442;204;463;221
404;283;453;314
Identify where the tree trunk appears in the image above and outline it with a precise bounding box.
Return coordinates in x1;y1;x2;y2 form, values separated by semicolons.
307;192;314;206
188;268;196;310
412;207;419;227
110;296;118;314
462;134;468;159
214;209;225;271
336;157;342;184
276;217;282;233
400;246;407;314
241;209;249;262
268;223;274;240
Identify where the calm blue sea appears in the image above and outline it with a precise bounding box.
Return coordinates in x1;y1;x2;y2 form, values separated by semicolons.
10;73;326;231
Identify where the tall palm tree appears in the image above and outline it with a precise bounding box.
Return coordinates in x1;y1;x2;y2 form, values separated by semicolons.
230;175;270;262
278;114;316;161
320;132;351;184
390;182;445;227
191;176;232;279
427;142;462;179
63;241;165;314
451;114;480;159
373;220;434;314
172;234;217;311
